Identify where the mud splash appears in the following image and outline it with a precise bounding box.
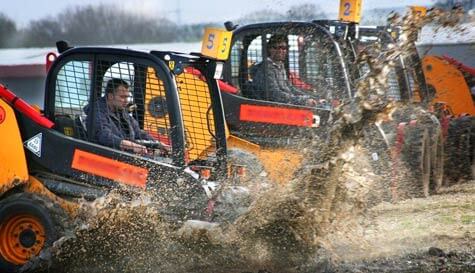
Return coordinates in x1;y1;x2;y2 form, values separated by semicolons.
31;8;473;273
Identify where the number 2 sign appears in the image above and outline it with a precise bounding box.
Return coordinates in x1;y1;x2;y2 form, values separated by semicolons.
338;0;363;23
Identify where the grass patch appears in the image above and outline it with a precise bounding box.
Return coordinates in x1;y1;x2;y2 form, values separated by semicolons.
461;215;475;225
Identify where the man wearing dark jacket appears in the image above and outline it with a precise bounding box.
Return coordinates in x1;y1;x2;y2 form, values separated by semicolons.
251;34;317;106
88;78;155;155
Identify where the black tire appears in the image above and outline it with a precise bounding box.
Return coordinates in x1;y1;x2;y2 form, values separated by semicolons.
401;126;431;198
430;128;444;194
469;117;475;180
445;117;472;184
0;192;69;273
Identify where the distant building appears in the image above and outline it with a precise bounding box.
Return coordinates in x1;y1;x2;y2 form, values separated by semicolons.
0;47;54;107
0;42;201;108
416;21;475;67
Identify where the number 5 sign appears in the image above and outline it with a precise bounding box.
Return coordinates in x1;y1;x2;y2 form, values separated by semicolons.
201;28;233;61
339;0;363;23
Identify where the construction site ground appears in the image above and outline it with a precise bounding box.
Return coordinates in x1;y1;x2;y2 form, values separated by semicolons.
319;181;475;272
42;179;475;273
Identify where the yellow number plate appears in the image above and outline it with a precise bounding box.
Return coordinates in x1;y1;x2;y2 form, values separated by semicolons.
410;6;427;18
201;28;233;61
338;0;363;23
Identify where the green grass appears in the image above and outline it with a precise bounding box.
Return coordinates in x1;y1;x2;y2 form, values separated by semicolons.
461;215;475;225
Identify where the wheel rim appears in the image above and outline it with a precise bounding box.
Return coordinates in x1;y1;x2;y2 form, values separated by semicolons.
0;214;46;265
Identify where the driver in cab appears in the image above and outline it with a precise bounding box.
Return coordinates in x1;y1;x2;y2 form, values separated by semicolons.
88;78;168;155
251;34;318;107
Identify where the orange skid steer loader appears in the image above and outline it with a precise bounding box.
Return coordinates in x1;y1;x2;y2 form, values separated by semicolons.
0;34;242;272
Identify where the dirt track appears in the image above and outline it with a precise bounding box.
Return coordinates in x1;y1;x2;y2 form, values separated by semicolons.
317;182;475;272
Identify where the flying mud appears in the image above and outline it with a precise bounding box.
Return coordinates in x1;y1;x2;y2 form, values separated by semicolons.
22;7;474;273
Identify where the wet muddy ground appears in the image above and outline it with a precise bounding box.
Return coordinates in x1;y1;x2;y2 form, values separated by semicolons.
34;182;474;273
314;183;475;273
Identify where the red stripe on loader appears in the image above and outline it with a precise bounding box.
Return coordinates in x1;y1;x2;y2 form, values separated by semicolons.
240;104;315;127
72;149;148;189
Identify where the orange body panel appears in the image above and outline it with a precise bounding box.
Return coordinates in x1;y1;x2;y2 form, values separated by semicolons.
71;149;148;189
0;99;29;196
25;176;79;216
422;55;475;116
258;148;303;184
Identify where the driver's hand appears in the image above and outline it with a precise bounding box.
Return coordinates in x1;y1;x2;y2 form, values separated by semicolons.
318;99;328;105
306;98;318;107
161;143;172;153
151;143;172;157
120;140;148;155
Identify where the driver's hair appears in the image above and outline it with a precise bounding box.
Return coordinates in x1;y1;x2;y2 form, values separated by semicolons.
267;34;288;50
105;78;129;95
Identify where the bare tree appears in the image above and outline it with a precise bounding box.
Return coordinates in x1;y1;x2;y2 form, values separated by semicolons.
286;3;327;21
433;0;475;9
57;5;178;45
0;13;17;48
22;18;63;47
236;9;285;24
18;4;180;47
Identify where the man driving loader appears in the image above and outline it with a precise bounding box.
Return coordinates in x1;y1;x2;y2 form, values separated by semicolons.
251;34;318;107
87;78;168;155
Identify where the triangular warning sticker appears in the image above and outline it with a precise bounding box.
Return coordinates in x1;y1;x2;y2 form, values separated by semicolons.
24;133;42;157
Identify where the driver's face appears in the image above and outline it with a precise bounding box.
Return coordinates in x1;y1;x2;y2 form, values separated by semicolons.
269;42;288;62
108;85;130;111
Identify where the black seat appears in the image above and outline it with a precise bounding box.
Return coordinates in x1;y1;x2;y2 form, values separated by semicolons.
54;115;75;137
242;80;265;100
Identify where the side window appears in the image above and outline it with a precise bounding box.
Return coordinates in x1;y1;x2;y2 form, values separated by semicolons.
93;60;172;152
230;40;243;87
55;61;91;111
235;30;347;105
52;55;174;160
288;34;300;76
247;36;264;71
231;35;265;99
298;34;349;102
355;39;402;101
144;66;171;147
54;60;91;139
175;68;218;162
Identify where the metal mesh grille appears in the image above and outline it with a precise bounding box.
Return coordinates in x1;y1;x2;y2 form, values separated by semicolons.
358;63;401;101
229;31;347;104
54;60;91;139
97;61;173;151
143;67;171;146
177;68;217;162
386;69;402;101
53;55;218;163
55;61;90;115
404;63;422;102
54;59;172;160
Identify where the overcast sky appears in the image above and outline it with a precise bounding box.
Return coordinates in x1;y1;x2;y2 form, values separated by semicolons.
4;0;435;26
